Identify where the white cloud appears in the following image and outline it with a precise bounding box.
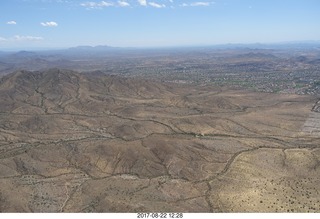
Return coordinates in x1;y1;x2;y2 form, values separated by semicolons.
137;0;147;6
149;2;165;8
7;21;17;25
181;1;213;7
13;35;44;41
118;1;130;7
41;21;58;27
0;35;44;42
80;1;113;9
191;2;210;6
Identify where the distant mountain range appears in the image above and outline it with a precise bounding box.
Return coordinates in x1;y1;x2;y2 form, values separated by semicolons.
1;41;320;76
1;41;320;53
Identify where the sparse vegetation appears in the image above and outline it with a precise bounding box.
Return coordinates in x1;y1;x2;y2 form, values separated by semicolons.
0;47;320;212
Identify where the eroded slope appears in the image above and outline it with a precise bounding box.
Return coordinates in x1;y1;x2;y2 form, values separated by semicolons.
0;69;319;212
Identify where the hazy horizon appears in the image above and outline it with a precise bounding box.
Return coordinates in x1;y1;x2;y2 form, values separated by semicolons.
0;40;319;52
1;0;320;50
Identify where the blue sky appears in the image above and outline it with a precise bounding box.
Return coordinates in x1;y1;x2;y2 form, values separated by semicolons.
0;0;320;49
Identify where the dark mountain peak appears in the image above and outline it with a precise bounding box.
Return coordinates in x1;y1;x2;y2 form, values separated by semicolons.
292;56;308;62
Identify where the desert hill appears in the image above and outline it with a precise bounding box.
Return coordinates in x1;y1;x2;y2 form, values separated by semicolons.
0;69;319;212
